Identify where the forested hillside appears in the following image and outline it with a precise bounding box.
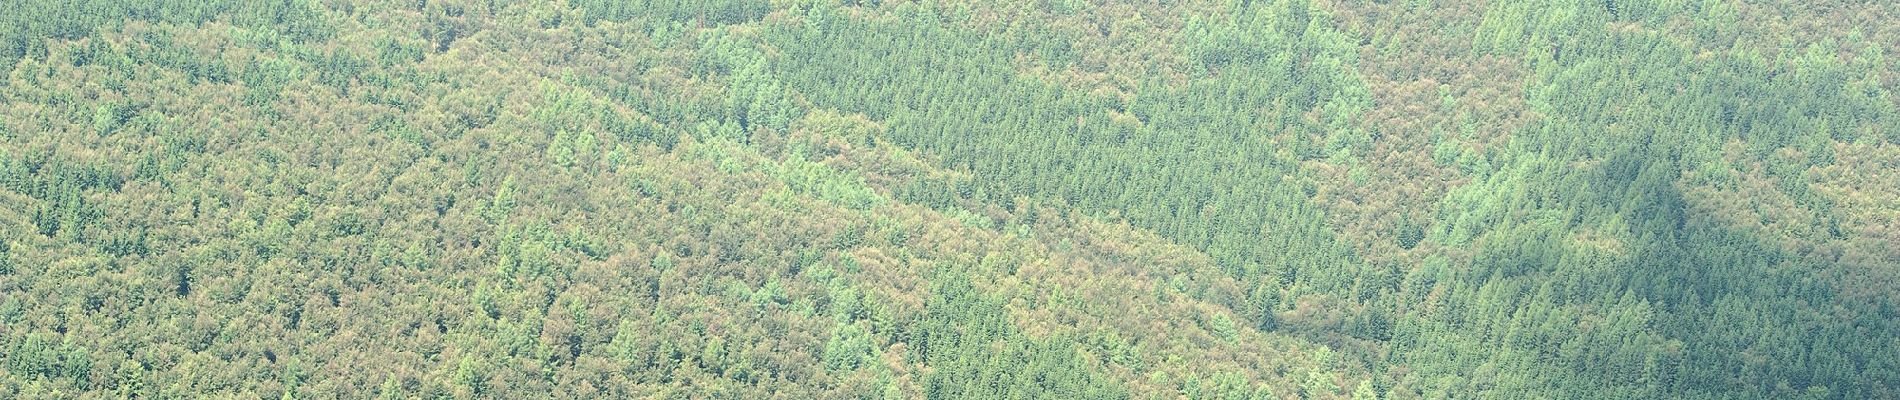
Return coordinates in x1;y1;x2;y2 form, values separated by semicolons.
1;0;1896;398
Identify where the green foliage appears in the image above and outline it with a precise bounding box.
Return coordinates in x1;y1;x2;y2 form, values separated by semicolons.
2;0;1895;398
3;333;91;384
914;272;1130;399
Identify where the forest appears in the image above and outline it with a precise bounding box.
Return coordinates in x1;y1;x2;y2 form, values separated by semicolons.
1;0;1896;398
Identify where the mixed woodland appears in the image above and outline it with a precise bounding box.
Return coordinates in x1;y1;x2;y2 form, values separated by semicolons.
1;0;1897;398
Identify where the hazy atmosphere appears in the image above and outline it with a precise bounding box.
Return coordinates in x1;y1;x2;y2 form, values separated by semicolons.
1;0;1896;398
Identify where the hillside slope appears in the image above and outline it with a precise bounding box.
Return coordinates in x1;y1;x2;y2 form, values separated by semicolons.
1;0;1896;398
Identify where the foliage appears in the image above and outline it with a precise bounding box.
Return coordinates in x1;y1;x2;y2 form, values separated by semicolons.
2;0;1896;398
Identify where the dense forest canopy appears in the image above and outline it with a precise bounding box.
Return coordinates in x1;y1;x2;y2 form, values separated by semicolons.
1;0;1896;398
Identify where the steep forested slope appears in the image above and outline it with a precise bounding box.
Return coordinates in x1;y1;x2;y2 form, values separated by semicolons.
1;0;1895;398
